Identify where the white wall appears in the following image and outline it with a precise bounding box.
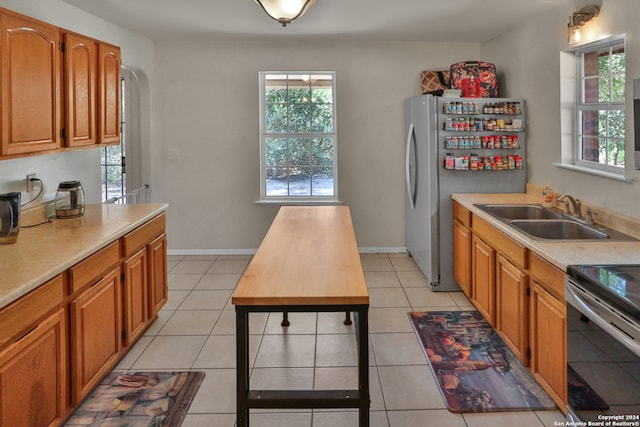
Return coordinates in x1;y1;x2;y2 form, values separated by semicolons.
4;1;637;253
0;0;155;204
481;0;640;219
154;40;480;251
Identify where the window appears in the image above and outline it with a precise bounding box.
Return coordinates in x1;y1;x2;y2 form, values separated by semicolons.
101;75;126;202
102;68;147;204
575;36;626;174
259;72;338;202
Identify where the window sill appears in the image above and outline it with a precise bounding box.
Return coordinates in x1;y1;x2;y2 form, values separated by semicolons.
553;163;633;182
255;199;344;206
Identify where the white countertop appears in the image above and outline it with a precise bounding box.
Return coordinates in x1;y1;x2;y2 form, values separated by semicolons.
452;193;640;271
0;203;168;308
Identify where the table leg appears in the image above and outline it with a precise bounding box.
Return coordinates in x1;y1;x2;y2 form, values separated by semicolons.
281;311;290;327
344;311;352;325
236;308;250;427
357;308;370;427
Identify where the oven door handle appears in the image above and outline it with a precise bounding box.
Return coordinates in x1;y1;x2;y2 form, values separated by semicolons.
565;279;640;356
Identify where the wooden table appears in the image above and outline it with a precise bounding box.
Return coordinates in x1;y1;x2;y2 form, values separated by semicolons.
232;206;370;427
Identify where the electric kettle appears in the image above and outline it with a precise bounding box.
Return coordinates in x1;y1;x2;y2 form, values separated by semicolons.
55;181;85;219
0;192;21;244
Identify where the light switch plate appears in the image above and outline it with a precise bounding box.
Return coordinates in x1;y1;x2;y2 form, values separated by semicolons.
167;148;180;161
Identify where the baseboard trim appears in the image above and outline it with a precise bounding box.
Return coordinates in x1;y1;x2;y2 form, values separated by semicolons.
168;247;408;256
168;249;257;256
359;247;408;254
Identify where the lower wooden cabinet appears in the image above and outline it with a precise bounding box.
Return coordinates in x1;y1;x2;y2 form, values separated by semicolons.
529;280;567;407
123;247;149;347
69;267;122;405
122;216;168;348
0;213;167;424
453;219;472;297
529;252;568;409
496;254;528;364
454;203;569;409
148;233;168;316
0;308;67;427
471;234;495;326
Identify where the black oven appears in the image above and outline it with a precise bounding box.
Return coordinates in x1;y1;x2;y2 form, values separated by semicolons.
565;265;640;423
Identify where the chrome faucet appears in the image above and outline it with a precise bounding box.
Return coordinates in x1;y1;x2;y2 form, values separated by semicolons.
557;194;582;219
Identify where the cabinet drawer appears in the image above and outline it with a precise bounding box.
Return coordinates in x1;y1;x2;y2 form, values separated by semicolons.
453;201;472;227
69;240;120;294
529;252;565;300
0;274;64;348
472;216;527;268
122;214;166;258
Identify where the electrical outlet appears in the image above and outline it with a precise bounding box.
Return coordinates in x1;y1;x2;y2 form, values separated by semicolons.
26;174;37;192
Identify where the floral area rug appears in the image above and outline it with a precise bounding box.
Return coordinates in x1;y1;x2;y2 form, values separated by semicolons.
409;311;556;413
64;371;205;426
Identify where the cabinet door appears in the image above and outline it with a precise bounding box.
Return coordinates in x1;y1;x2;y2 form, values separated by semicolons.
64;33;97;147
530;280;567;407
123;248;148;347
0;12;61;155
98;43;121;144
70;267;122;404
148;233;168;317
496;254;528;364
453;219;472;298
0;308;67;427
471;235;495;326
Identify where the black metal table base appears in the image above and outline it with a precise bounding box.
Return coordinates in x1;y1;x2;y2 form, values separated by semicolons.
236;304;370;427
281;311;352;326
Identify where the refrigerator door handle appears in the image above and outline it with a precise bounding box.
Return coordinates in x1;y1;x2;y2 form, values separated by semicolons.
405;123;416;210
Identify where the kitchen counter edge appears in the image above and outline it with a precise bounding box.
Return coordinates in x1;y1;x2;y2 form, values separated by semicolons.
452;193;640;272
0;203;168;309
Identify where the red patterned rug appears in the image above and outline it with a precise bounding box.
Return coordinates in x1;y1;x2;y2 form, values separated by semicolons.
64;371;205;426
410;311;556;413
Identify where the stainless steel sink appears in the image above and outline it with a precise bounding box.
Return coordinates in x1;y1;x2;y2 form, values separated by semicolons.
510;219;609;240
476;204;563;220
473;203;638;242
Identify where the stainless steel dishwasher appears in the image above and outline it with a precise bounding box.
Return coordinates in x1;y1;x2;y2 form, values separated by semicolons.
565;265;640;424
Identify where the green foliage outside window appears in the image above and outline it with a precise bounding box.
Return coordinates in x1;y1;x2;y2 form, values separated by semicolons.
579;41;625;168
262;73;336;197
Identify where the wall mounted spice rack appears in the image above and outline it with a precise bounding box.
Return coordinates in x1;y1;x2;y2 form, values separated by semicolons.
439;97;526;172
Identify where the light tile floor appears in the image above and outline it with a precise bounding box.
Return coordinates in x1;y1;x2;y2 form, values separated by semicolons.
115;253;567;427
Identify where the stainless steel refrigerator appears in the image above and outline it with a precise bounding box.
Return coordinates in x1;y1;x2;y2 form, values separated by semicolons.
404;94;526;291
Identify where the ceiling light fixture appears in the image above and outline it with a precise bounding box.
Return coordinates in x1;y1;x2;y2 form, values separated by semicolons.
254;0;316;27
568;4;600;43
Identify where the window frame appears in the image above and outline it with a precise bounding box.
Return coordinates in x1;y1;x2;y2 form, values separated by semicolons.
257;71;340;204
574;35;626;176
101;73;127;202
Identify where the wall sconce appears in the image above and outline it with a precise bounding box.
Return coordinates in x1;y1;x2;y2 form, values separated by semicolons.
568;5;600;43
254;0;316;27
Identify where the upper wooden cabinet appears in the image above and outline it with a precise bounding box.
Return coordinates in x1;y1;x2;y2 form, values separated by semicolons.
0;7;121;158
98;44;121;144
64;33;97;147
63;34;121;147
0;11;62;156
